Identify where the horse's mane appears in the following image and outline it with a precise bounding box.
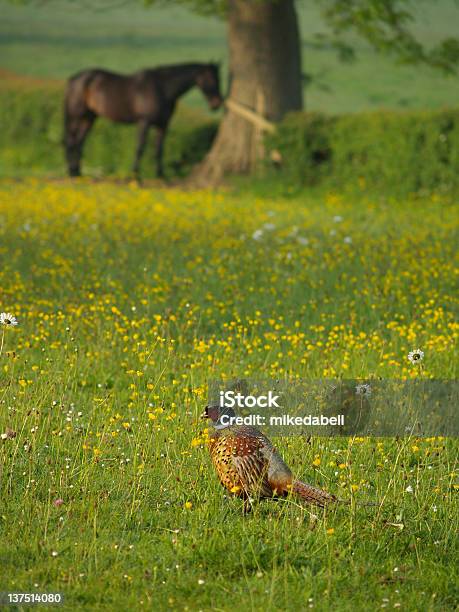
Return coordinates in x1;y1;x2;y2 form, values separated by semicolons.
148;63;212;76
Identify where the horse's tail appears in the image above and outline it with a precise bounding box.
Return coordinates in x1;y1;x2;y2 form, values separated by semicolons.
63;70;98;145
62;80;73;146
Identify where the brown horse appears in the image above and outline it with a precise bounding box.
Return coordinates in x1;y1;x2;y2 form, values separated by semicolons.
64;62;223;179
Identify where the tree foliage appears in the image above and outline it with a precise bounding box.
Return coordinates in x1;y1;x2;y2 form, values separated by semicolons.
318;0;459;73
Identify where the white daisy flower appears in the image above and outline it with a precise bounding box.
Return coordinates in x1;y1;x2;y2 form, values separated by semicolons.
355;383;372;397
343;236;353;244
333;215;343;223
405;485;413;493
297;236;309;246
0;312;18;327
252;229;264;241
262;222;276;231
408;349;424;364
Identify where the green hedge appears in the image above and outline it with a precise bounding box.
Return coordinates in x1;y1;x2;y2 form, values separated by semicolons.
0;85;218;178
1;81;458;194
267;109;459;193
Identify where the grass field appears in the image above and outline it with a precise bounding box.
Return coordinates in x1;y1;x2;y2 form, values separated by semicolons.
0;180;457;610
2;0;459;113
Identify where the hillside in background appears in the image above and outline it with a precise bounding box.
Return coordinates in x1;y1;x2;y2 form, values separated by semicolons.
1;0;459;114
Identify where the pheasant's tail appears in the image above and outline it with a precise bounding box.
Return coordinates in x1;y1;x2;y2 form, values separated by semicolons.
291;480;337;507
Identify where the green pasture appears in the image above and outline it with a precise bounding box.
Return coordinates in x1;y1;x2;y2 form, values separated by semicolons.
0;180;457;610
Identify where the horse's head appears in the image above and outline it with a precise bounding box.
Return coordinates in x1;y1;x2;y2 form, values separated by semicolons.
196;63;223;111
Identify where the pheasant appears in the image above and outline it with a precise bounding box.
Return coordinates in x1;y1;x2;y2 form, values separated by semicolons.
202;404;336;509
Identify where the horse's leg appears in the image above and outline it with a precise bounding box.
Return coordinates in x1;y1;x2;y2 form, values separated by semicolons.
66;115;95;177
75;116;95;176
65;118;82;177
155;127;166;179
133;120;150;181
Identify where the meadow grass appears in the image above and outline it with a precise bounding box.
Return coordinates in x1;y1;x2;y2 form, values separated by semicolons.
0;180;458;610
2;0;459;113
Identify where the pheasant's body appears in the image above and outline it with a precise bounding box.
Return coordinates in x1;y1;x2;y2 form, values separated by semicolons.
208;424;335;507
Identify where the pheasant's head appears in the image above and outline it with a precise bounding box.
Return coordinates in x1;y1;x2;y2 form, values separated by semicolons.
201;403;237;427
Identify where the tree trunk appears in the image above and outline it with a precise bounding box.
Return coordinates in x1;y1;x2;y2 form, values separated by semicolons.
191;0;303;186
